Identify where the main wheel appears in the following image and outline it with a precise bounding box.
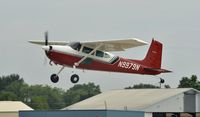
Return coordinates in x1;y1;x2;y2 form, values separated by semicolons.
70;74;79;84
50;74;59;83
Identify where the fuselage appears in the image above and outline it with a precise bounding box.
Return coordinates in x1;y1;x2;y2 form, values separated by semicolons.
44;44;160;75
29;34;171;84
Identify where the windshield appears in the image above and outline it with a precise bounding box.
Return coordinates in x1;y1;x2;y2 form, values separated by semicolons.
69;42;81;51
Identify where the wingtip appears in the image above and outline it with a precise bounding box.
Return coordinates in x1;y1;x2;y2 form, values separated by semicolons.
28;40;44;45
28;40;38;44
133;38;149;45
28;40;34;44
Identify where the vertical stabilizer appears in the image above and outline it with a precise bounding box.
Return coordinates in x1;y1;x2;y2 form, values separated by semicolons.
143;39;162;68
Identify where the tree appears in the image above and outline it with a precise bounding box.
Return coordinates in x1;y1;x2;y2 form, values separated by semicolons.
0;74;28;101
30;96;49;110
63;82;101;106
0;74;102;110
125;83;160;89
0;91;18;100
28;85;65;110
178;75;200;91
0;74;24;91
5;80;29;100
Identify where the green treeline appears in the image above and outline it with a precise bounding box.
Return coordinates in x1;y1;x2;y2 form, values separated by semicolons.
0;74;101;110
0;74;199;110
125;75;200;90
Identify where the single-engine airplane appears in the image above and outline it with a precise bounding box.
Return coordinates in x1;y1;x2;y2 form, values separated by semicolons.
29;32;171;84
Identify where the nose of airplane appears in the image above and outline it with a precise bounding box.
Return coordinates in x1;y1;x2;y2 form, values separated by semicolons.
42;46;53;51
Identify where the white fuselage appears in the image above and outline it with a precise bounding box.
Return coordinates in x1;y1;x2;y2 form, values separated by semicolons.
42;44;116;64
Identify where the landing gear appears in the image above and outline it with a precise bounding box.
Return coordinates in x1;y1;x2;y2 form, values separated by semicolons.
50;74;59;83
154;76;165;88
70;74;79;84
50;66;64;83
159;78;165;88
50;73;80;84
160;78;165;84
49;66;80;84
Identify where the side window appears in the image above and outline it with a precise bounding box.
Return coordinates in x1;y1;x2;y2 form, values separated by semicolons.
104;53;110;58
82;46;93;54
96;50;104;57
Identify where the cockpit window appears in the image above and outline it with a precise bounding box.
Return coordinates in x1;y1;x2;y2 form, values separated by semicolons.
80;46;110;58
82;46;93;54
104;53;110;58
69;42;81;51
96;50;104;57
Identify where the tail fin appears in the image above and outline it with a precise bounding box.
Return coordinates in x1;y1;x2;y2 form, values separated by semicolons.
143;39;162;68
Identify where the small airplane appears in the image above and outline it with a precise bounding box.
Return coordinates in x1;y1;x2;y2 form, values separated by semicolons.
29;32;171;84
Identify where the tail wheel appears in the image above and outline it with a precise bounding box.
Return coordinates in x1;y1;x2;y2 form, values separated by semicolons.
160;78;165;84
50;74;59;83
70;74;79;84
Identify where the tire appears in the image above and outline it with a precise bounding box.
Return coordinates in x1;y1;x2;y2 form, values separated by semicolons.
50;74;59;83
70;74;79;83
160;78;165;84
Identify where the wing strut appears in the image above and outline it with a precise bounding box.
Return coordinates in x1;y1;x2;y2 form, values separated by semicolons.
73;43;103;67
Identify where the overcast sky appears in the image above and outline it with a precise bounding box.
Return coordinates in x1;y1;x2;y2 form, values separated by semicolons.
0;0;200;91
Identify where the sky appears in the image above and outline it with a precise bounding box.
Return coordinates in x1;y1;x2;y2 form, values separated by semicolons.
0;0;200;91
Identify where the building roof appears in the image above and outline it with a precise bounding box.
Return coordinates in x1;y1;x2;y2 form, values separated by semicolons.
0;101;33;112
64;88;199;111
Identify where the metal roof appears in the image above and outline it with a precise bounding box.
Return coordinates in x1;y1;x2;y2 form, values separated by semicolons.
0;101;33;112
64;88;199;111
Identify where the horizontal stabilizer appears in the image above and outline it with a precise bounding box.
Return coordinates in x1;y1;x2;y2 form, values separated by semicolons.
144;68;172;73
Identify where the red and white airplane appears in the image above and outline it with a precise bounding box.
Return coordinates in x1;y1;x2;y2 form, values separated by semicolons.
29;32;171;84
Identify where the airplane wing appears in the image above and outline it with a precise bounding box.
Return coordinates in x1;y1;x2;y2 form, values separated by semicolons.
81;38;148;52
29;38;148;52
28;40;68;45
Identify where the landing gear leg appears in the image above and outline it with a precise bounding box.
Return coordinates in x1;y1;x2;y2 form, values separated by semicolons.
49;60;53;66
50;66;65;83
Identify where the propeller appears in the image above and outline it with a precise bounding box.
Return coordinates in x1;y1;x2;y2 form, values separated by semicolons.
44;31;49;66
44;31;53;51
45;31;48;46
